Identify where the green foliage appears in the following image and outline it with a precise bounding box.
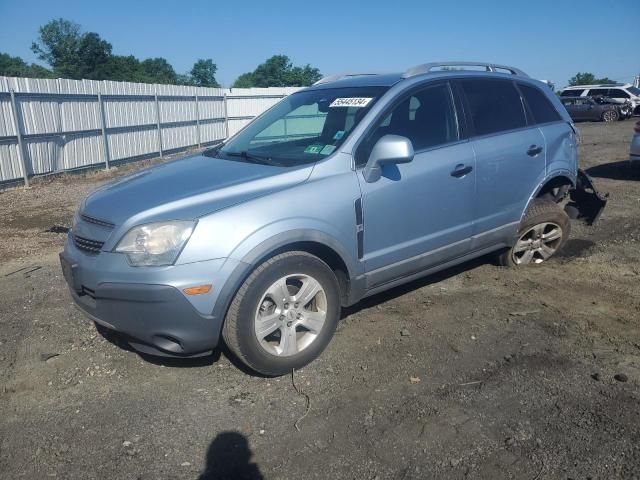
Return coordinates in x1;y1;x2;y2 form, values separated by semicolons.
568;72;617;86
189;59;219;87
25;18;199;85
0;53;52;78
233;55;321;88
8;19;314;89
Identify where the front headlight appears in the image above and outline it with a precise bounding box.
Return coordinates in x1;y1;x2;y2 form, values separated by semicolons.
114;220;196;266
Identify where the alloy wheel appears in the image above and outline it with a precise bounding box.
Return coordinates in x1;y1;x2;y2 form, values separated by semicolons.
512;222;563;265
254;274;327;357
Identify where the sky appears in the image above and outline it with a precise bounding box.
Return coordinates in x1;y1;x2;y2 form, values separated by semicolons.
0;0;638;88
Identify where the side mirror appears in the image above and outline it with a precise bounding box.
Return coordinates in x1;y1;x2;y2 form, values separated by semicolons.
362;135;414;183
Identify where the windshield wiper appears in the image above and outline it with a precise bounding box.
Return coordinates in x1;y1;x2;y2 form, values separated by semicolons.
203;141;225;158
224;151;279;166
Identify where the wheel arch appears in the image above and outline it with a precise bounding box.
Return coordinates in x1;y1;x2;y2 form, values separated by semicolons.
211;230;362;331
520;172;576;224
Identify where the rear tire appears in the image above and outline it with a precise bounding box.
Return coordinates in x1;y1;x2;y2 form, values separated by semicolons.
222;251;341;376
498;199;570;267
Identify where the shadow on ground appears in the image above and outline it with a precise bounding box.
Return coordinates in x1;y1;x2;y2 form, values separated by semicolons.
587;160;639;181
199;431;263;480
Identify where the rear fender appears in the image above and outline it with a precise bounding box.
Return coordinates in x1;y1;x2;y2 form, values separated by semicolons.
565;169;608;225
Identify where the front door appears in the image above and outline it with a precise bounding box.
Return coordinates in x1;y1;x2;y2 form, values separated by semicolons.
356;82;476;289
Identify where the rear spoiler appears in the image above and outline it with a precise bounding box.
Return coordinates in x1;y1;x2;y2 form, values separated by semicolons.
565;169;608;225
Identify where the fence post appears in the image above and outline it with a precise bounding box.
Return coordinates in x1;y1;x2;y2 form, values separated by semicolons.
154;93;163;157
195;94;201;148
9;89;29;188
97;92;111;170
223;92;230;139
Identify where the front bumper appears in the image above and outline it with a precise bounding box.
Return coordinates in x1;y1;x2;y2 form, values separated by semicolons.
60;238;244;357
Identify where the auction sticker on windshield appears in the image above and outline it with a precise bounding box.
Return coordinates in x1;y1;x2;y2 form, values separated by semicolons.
330;97;373;108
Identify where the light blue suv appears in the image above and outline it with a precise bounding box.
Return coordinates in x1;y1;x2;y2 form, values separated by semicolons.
61;62;607;375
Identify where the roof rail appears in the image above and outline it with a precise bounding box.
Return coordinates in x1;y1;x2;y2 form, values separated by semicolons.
568;83;625;88
313;73;379;86
402;62;529;79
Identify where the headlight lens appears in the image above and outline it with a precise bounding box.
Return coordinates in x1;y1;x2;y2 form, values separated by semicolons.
114;220;196;266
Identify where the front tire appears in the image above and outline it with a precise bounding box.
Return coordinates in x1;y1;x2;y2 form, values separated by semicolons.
222;251;341;376
602;109;619;122
498;199;570;267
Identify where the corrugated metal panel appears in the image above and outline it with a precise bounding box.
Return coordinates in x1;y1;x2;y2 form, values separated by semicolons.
24;138;59;175
0;141;23;181
0;97;16;137
0;76;298;183
108;127;159;161
61;133;104;169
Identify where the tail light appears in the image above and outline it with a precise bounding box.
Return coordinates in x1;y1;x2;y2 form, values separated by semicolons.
635;121;640;134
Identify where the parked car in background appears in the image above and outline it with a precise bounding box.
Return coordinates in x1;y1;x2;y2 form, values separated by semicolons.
631;120;640;168
561;96;620;122
60;61;607;375
560;84;640;115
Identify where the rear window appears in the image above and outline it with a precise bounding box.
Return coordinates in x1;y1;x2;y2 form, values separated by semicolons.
561;89;584;97
461;79;526;136
519;84;562;124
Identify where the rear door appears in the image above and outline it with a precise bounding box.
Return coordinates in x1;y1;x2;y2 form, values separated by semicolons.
458;78;546;249
518;82;576;177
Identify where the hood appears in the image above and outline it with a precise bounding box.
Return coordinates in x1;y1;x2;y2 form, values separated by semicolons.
81;154;313;226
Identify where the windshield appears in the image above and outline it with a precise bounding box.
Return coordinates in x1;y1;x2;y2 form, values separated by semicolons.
628;86;640;96
211;86;389;166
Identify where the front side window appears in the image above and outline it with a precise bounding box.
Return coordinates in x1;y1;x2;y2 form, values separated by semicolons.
519;84;562;124
628;86;640;96
356;83;459;165
461;79;526;136
211;86;388;166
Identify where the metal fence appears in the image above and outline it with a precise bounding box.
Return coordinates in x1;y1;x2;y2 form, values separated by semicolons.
0;76;301;186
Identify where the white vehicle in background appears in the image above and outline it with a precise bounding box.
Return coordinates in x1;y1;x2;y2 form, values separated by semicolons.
560;84;640;115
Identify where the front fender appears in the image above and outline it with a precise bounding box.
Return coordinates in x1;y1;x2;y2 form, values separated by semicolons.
208;223;361;323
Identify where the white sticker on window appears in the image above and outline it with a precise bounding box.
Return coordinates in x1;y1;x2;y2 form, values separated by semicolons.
329;97;373;108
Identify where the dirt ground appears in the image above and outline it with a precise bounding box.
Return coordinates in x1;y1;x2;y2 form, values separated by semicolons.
1;121;639;480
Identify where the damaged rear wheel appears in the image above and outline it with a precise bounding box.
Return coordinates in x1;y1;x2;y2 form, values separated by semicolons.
499;199;570;267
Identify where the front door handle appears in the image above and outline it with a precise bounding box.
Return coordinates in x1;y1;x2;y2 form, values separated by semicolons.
527;145;544;157
450;164;473;178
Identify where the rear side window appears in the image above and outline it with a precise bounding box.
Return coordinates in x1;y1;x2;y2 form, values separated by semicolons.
608;89;630;99
519;84;562;124
561;89;584;97
461;79;526;136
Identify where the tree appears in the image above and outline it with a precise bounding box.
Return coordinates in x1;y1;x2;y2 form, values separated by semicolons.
0;53;52;78
140;58;178;84
189;59;219;87
568;72;617;86
31;18;112;79
232;72;255;88
233;55;321;88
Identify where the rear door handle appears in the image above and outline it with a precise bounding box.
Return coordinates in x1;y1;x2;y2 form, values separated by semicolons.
450;164;473;178
527;145;544;157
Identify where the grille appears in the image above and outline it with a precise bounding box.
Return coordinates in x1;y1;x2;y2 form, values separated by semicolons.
80;214;114;229
73;234;105;254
